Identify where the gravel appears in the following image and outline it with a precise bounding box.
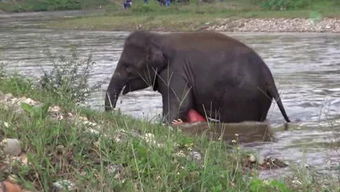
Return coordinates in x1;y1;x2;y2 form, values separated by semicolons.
207;18;340;33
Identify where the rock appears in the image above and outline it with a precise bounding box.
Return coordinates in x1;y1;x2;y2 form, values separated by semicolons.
189;151;202;162
207;18;340;33
18;97;39;106
113;130;128;143
52;180;76;192
141;133;164;147
291;177;302;186
0;180;22;192
0;139;22;156
48;105;62;113
1;121;10;128
248;154;256;163
107;164;125;180
174;150;186;158
259;157;288;170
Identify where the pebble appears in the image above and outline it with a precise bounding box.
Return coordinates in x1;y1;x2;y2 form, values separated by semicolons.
0;138;22;156
52;180;76;192
107;164;125;180
0;181;22;192
248;154;256;163
189;151;202;162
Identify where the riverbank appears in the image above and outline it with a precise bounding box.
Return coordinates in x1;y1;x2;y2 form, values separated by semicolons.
207;18;340;32
1;67;339;191
49;15;340;32
41;0;340;33
1;0;340;33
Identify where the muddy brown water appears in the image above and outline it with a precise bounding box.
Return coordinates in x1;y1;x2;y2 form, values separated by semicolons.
0;11;339;179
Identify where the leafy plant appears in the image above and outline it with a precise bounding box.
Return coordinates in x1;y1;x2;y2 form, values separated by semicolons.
249;178;292;192
21;103;50;120
39;48;101;104
260;0;312;10
0;63;5;79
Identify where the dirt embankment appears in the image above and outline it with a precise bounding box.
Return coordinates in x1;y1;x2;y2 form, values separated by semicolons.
206;18;340;33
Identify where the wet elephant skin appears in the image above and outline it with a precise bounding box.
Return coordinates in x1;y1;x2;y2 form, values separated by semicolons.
105;31;290;123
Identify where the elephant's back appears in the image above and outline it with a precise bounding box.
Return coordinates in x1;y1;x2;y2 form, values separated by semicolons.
166;32;248;53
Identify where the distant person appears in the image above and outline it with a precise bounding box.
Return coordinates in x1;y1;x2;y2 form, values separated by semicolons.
165;0;171;6
144;0;148;3
123;0;132;9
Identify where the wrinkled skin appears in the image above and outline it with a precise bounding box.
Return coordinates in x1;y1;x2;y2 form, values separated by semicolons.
105;31;290;123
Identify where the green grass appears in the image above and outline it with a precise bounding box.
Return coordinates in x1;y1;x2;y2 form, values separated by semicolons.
0;0;109;12
1;66;339;191
0;74;268;191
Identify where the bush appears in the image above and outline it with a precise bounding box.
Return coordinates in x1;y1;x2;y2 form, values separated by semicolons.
0;0;109;12
260;0;312;10
0;63;5;79
131;0;161;13
39;48;101;104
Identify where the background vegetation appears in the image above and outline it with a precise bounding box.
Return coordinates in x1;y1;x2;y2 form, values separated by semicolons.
1;0;340;12
0;0;108;12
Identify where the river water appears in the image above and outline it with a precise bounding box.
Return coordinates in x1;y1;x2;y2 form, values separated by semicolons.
0;11;339;179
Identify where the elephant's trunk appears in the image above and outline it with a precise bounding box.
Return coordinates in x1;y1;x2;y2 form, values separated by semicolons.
105;76;126;111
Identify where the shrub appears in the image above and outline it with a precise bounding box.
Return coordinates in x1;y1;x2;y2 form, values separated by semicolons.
39;48;101;104
260;0;312;10
0;0;109;12
131;0;161;13
0;63;5;79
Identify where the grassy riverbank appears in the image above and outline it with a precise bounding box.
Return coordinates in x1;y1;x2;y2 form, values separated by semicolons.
1;0;340;32
0;0;108;12
43;0;340;32
1;58;339;191
0;72;286;191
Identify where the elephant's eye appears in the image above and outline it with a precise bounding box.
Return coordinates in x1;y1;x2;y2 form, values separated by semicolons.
126;65;133;73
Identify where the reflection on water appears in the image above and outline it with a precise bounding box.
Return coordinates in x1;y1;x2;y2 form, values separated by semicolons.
0;11;339;178
178;122;273;143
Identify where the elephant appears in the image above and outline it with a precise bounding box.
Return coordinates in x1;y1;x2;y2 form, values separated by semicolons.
105;31;290;123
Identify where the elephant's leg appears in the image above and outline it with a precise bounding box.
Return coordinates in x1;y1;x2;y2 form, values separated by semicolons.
157;72;194;123
162;85;193;123
219;88;272;122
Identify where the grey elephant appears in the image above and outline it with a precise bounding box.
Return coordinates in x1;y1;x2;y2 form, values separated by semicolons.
105;31;290;123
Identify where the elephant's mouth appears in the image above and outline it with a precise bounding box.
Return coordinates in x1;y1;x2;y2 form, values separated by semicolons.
122;77;146;95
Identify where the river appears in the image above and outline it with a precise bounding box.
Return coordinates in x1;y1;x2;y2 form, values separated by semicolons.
0;11;339;179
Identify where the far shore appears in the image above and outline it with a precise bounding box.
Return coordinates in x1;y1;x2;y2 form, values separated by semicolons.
45;14;340;33
1;8;340;33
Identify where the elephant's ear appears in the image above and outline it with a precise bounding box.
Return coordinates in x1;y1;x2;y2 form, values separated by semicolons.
151;48;164;65
149;46;165;91
148;40;166;72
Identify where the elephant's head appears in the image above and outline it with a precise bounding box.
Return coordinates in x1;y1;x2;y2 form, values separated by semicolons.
105;31;166;111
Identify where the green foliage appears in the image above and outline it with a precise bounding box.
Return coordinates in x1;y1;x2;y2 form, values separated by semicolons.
0;0;109;12
131;0;162;13
0;63;5;79
39;49;101;104
249;179;292;192
260;0;311;10
309;11;322;22
259;0;340;10
0;75;33;96
79;0;108;9
21;103;50;120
